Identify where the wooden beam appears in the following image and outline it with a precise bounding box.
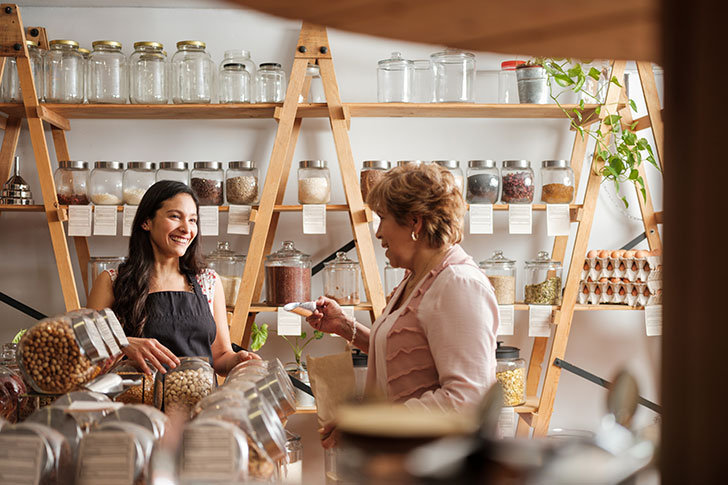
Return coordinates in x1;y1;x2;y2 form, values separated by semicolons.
0;117;21;182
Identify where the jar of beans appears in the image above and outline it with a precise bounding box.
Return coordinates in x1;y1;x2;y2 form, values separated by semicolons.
156;161;189;185
123;161;157;205
466;160;500;204
479;250;516;305
360;160;390;202
191;161;224;205
495;342;526;406
298;160;330;204
501;160;534;204
433;160;464;196
89;161;124;205
54;160;90;205
158;356;214;416
265;240;312;306
540;159;575;204
226;160;259;205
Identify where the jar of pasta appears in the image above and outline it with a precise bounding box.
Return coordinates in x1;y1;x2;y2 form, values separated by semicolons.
495;342;526;406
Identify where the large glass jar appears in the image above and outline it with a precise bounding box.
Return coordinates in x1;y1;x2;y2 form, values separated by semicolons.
206;241;246;305
89;161;123;205
87;40;128;104
191;161;224;205
282;430;303;484
158;356;214;416
0;40;44;102
44;39;85;103
433;160;464;195
411;59;433;103
479;250;516;305
265;241;312;306
156;161;189;185
82;422;155;484
323;252;361;305
466;160;500;204
377;52;412;103
298;160;330;204
123;161;156;205
255;62;286;103
431;49;476;103
495;342;526;406
129;41;168;104
501;160;534;204
0;364;27;423
498;60;525;104
101;403;168;439
54;160;90;205
226;161;259;205
384;262;405;296
219;62;251;103
88;256;126;290
524;251;563;305
540;159;575;204
360;160;390;202
171;40;215;104
179;419;250;483
0;422;75;484
220;49;256;81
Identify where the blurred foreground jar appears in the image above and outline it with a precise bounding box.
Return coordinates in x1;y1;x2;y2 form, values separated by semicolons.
255;62;286;103
431;49;475;102
265;241;311;306
89;161;123;205
44;39;85;103
156;161;189;185
172;40;215;104
323;252;360;305
157;356;214;416
0;40;44;102
496;342;526;406
129;41;167;104
123;161;156;205
54;160;90;205
87;40;128;104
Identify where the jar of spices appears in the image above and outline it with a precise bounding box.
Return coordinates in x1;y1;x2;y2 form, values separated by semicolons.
219;62;251;103
87;40;128;104
255;62;286;103
226;161;259;205
265;240;312;306
89;161;124;205
501;160;534;204
466;160;500;204
158;356;214;416
44;39;85;103
129;41;168;104
206;241;246;305
171;40;215;104
191;161;224;205
524;251;563;305
0;40;44;102
495;342;526;406
360;160;390;202
156;161;189;185
540;159;575;204
479;250;516;305
123;161;157;205
298;160;330;204
498;60;525;104
431;49;476;103
54;160;90;205
377;52;413;102
323;252;361;305
384;262;405;296
433;160;464;196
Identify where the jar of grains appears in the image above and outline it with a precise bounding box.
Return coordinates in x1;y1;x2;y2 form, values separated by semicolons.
54;160;90;205
156;161;189;185
360;160;390;202
500;160;534;204
108;360;157;405
495;342;526;406
87;40;128;104
206;241;246;305
433;160;464;196
479;250;516;305
89;161;124;205
540;159;575;204
466;160;500;204
123;161;156;205
226;160;259;205
265;240;312;306
323;251;361;305
298;160;330;204
524;251;563;305
157;356;214;416
191;161;224;205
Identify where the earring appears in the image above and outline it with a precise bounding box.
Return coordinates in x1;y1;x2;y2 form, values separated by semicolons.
411;231;418;241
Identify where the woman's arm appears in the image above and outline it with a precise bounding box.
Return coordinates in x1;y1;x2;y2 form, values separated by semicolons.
306;296;371;353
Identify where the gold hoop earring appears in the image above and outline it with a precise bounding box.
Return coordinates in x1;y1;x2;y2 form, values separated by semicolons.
411;231;418;241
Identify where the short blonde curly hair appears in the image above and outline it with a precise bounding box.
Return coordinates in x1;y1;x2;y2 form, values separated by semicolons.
367;163;465;248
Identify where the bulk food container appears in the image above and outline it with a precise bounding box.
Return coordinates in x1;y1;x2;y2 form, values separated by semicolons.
89;161;123;205
433;160;464;195
156;161;189;185
323;252;361;305
0;40;43;102
45;39;84;103
360;160;390;202
480;250;517;305
179;419;250;483
206;241;246;305
77;421;154;484
171;41;214;104
255;62;286;103
100;404;168;439
524;251;563;305
377;52;413;103
466;160;500;204
123;161;156;205
156;356;214;416
191;161;224;205
109;360;156;405
54;160;90;205
87;40;128;104
0;422;75;485
495;342;526;406
298;160;330;204
129;41;167;104
226;160;259;205
431;49;475;103
265;241;312;306
501;160;534;204
540;159;575;204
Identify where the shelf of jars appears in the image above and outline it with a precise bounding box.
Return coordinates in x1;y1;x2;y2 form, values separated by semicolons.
240;302;374;313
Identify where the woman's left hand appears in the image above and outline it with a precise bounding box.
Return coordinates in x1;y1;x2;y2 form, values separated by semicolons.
232;349;262;367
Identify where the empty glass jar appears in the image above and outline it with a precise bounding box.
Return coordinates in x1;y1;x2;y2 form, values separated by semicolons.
44;39;85;103
220;49;256;80
501;160;534;204
411;59;433;103
304;63;325;103
0;40;43;102
480;250;516;305
219;62;251;103
524;251;563;305
360;160;390;202
89;161;124;205
255;62;286;103
124;161;156;205
323;252;361;305
226;161;259;205
129;41;167;104
433;160;464;195
431;49;475;103
498;60;525;104
298;160;330;204
171;40;214;104
87;40;128;104
55;160;90;205
384;262;405;296
377;52;412;103
496;342;526;406
540;160;575;204
466;160;500;204
265;241;312;306
191;161;224;205
88;256;126;292
156;161;189;185
206;242;246;305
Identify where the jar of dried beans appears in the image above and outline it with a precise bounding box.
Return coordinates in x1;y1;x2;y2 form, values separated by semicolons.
191;161;224;206
158;356;214;416
433;160;464;196
89;161;124;205
265;240;312;306
540;159;575;204
466;159;500;204
323;251;361;305
524;251;562;305
495;342;526;406
501;160;534;204
54;160;90;205
360;160;390;202
226;160;259;205
479;250;516;305
298;160;330;204
123;161;157;205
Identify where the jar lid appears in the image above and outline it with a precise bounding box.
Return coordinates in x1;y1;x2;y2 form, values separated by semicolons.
501;60;526;71
430;49;475;61
363;160;391;170
259;62;282;69
58;160;89;170
542;159;570;168
496;341;520;359
50;39;79;48
223;62;246;70
159;161;188;170
266;240;310;264
299;160;327;169
468;160;497;168
246;394;287;460
396;160;423;167
206;241;246;263
193;161;222;170
229;160;256;169
352;349;368;367
525;250;562;270
25;40;38;47
324;251;359;269
177;40;206;49
94;161;123;170
78;48;90;57
480;250;516;269
433;160;460;169
92;40;122;49
306;63;320;74
134;41;163;50
502;160;531;169
71;313;110;363
127;161;156;170
223;49;251;59
412;59;431;69
378;52;413;68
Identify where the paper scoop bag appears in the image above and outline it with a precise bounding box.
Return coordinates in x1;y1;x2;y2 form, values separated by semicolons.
307;350;356;426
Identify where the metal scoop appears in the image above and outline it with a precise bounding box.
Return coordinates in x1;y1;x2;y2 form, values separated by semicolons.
282;301;317;317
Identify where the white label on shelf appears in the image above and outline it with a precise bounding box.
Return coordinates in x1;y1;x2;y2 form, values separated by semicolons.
199;206;219;236
302;204;326;234
645;304;662;336
227;205;251;235
180;425;237;480
469;204;494;234
546;204;571;236
371;211;381;232
278;307;302;336
497;305;515;336
497;407;517;439
93;205;118;236
0;435;43;485
528;305;552;337
122;205;137;237
76;431;135;485
68;205;93;237
508;205;532;234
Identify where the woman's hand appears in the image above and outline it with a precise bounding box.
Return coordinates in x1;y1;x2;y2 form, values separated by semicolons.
122;337;180;375
319;422;338;449
306;296;349;336
231;349;262;368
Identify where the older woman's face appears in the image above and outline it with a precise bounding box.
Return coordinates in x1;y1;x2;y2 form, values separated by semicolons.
375;210;416;270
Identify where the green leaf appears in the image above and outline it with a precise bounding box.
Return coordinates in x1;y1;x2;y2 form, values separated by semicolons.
630;121;638;131
629;99;638;111
640;187;647;201
12;328;27;344
250;322;269;351
300;331;307;340
572;75;586;93
636;138;650;150
567;64;583;78
610;76;623;88
629;169;639;180
588;67;601;81
553;73;574;87
621;196;629;208
595;106;601;115
603;114;621;126
579;99;585;109
622;131;637;146
572;108;583;122
609;157;625;174
313;330;325;340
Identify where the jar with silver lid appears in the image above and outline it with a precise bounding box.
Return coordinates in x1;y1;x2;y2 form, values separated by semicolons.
433;160;464;195
156;161;189;185
219;62;251;103
255;62;286;103
501;160;534;204
54;160;90;205
44;39;85;103
377;52;413;102
123;161;156;205
171;40;215;104
396;160;423;167
466;160;500;204
360;160;390;202
226;161;259;204
1;40;44;102
431;49;476;103
206;241;246;305
89;161;124;205
87;40;128;104
191;161;224;205
540;159;575;204
323;252;361;305
129;41;168;104
298;160;330;204
479;250;516;305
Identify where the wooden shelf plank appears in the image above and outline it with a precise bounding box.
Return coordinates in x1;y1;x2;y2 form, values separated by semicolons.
343;103;601;119
0;204;45;211
515;396;539;414
574;304;644;311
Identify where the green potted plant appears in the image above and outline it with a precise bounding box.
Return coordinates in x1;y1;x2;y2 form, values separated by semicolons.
280;329;324;408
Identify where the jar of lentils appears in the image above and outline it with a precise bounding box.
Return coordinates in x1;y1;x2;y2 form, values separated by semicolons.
171;40;215;104
45;39;85;103
466;160;500;204
158;356;214;416
540;159;575;204
156;161;189;185
191;161;224;205
298;160;330;204
360;160;390;202
226;161;259;205
495;342;526;407
55;160;90;205
89;161;124;205
265;240;312;306
501;160;534;204
433;160;464;196
129;41;167;104
255;62;286;103
123;162;157;205
87;40;128;104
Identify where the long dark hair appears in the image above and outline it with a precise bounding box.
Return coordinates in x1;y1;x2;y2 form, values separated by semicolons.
112;180;206;337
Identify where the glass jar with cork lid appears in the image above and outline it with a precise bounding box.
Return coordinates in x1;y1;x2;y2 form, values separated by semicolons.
479;250;516;305
524;251;562;305
265;241;312;306
323;252;361;305
298;160;330;204
540;159;575;204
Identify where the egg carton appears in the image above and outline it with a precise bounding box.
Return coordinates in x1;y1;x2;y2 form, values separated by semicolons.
582;255;663;283
579;280;662;306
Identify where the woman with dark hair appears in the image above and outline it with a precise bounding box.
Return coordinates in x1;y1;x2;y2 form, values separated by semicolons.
87;180;259;375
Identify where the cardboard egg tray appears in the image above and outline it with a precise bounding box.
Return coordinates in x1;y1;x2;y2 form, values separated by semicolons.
581;255;662;284
578;279;662;306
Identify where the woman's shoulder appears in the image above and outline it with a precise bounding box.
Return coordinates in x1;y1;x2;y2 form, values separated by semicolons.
196;268;218;282
105;268;118;282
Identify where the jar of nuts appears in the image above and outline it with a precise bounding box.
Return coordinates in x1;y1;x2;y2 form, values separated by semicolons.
360;160;390;202
495;342;526;407
110;361;157;405
158;357;214;417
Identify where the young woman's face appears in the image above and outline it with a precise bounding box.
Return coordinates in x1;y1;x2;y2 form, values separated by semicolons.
144;193;198;259
375;210;416;270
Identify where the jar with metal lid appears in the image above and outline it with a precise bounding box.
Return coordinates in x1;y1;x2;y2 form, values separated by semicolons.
466;160;500;204
44;39;84;103
495;342;526;406
80;421;155;483
191;161;224;205
123;161;156;205
384;261;405;297
298;160;330;204
109;360;156;405
524;251;563;305
431;49;476;103
498;60;525;103
281;430;303;484
396;160;423;167
433;160;464;195
265;240;312;306
102;404;168;439
89;161;123;205
0;422;75;485
226;160;259;204
219;62;251;103
245;393;287;462
158;356;214;416
324;251;361;305
540;159;575;204
129;41;167;104
206;241;246;305
54;160;90;205
377;52;413;102
255;360;297;419
0;40;44;102
87;40;128;104
171;40;215;104
87;256;126;290
479;250;516;305
179;419;250;483
255;62;286;103
411;59;433;103
360;160;390;202
501;160;534;204
156;161;189;185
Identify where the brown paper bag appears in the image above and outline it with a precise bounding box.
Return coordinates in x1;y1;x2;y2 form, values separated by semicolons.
306;350;355;426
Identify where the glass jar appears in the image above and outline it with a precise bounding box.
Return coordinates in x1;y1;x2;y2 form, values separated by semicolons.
352;349;368;400
0;422;75;484
191;161;224;205
123;161;156;205
109;361;156;405
156;161;189;185
54;160;90;205
498;60;525;103
298;160;330;204
226;160;259;205
102;404;168;439
0;364;27;423
360;160;390;202
220;49;256;81
83;422;155;483
466;160;500;204
158;356;214;416
431;49;476;103
524;251;563;305
78;47;90;103
495;342;526;406
501;160;534;204
303;63;325;103
479;250;516;305
206;242;246;305
323;252;361;305
129;41;168;104
396;160;423;167
87;40;128;104
171;40;215;104
44;39;84;103
245;393;287;461
88;256;126;294
281;430;303;484
540;160;575;204
377;52;412;103
0;40;44;102
219;62;251;103
89;161;123;205
411;59;433;103
265;241;312;306
433;160;464;195
255;62;286;103
384;262;405;296
179;419;250;483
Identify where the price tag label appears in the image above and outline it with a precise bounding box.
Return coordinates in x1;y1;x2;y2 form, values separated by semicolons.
93;315;121;356
644;304;662;336
497;407;517;438
180;425;237;481
93;206;118;236
122;205;137;237
0;435;43;485
508;205;532;234
227;205;251;235
546;204;571;236
76;431;135;485
199;206;219;236
277;307;302;336
302;204;326;234
528;305;552;337
469;204;494;234
68;205;93;237
497;305;515;336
